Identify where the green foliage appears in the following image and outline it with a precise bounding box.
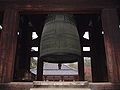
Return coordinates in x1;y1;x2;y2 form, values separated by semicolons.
68;63;78;69
30;57;37;69
84;59;91;67
68;57;91;69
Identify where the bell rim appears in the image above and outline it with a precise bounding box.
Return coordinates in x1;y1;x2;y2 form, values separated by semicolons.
40;52;81;63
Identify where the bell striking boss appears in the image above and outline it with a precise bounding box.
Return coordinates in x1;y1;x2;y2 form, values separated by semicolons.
40;14;81;63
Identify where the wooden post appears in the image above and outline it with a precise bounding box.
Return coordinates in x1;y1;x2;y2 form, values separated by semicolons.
0;9;19;83
37;34;43;81
78;57;84;81
90;16;108;82
19;26;32;73
101;9;120;82
37;58;43;81
14;25;32;80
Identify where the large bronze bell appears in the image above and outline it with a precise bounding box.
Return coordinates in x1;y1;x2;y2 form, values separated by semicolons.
40;14;81;63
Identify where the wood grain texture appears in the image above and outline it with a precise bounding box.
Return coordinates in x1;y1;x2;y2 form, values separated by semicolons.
101;9;120;82
0;0;119;13
0;9;19;83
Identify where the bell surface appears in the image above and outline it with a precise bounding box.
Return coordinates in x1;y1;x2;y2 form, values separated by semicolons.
40;14;81;63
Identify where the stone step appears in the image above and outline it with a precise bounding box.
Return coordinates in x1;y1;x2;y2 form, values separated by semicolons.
30;88;91;90
33;81;88;88
31;81;91;90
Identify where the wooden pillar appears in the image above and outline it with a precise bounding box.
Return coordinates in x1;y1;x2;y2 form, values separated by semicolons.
77;27;85;81
14;26;32;80
20;16;31;73
0;12;3;44
14;16;32;80
78;57;84;81
37;34;43;81
0;9;19;83
27;28;32;71
90;15;108;82
37;58;43;81
0;29;1;38
20;27;32;73
101;9;120;82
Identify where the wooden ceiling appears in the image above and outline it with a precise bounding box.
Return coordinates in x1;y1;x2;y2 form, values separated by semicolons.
0;0;119;13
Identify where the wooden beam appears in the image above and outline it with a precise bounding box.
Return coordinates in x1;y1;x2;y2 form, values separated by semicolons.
30;51;39;57
101;9;120;82
31;38;40;47
0;9;19;83
82;52;91;57
0;0;119;13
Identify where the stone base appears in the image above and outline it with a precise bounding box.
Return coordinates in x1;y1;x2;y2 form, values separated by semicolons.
0;82;33;90
0;82;120;90
89;83;120;90
31;81;91;90
33;81;88;88
30;88;91;90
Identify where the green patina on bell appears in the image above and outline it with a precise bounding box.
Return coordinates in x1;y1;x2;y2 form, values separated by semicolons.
40;14;81;63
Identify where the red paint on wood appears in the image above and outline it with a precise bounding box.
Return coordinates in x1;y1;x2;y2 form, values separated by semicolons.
0;9;19;83
101;9;120;82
